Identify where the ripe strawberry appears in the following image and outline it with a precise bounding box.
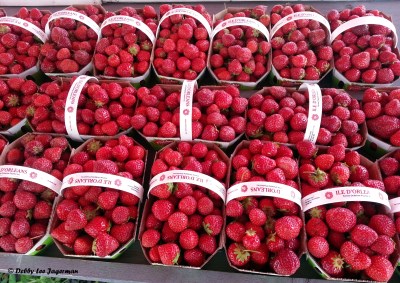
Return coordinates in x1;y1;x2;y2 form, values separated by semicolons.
365;256;394;282
227;243;251;267
308;236;329;258
158;243;180;265
270;249;300;275
320;251;345;277
92;232;119;257
74;235;93;255
326;208;356;233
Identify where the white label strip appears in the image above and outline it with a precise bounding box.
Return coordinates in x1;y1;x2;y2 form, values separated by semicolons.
61;172;144;200
270;11;331;40
331;16;397;47
64;75;98;142
0;17;47;43
227;181;302;208
390;197;400;213
0;118;27;136
212;17;270;41
100;15;155;44
158;8;212;38
0;165;62;194
299;83;323;144
149;170;226;202
302;186;391;212
45;10;101;39
179;80;197;141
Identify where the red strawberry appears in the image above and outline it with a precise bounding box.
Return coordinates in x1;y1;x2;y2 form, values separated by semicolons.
158;243;180;265
92;232;119;257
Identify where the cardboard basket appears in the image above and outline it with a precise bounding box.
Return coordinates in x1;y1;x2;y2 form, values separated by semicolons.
0;133;72;255
137;81;246;150
50;135;148;259
207;7;271;90
301;150;400;282
330;12;399;90
40;5;106;78
268;5;332;87
0;10;51;79
139;141;230;268
152;7;212;84
93;8;158;88
224;140;306;276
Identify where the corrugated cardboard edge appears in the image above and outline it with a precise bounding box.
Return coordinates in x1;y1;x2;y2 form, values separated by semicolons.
269;6;332;87
139;141;230;269
135;84;246;150
224;140;305;276
40;5;106;77
0;133;72;255
49;133;149;259
302;149;400;282
207;7;271;90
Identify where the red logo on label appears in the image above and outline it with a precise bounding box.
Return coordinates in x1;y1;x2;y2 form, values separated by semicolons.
30;172;37;179
287;16;293;21
115;179;122;186
183;109;190;116
68;177;73;184
222;23;226;27
79;15;84;20
241;185;248;192
160;175;165;181
23;22;28;27
67;106;74;113
325;192;333;199
312;114;319;121
136;21;141;26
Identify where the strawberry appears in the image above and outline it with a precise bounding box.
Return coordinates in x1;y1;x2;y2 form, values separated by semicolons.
92;232;119;257
365;256;394;282
158;243;180;265
65;209;87;231
320;251;345;277
227;243;251;267
74;235;93;255
326;208;356;233
270;249;300;275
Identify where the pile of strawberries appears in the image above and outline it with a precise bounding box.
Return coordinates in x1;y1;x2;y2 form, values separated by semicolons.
362;88;400;146
153;4;212;81
131;85;247;142
0;78;39;131
328;5;400;84
27;77;137;136
226;140;301;275
40;5;104;74
298;141;384;196
0;8;49;75
209;6;271;83
378;150;400;233
94;6;158;79
0;134;70;254
246;86;366;147
51;135;145;257
270;4;333;81
298;141;396;281
141;142;227;266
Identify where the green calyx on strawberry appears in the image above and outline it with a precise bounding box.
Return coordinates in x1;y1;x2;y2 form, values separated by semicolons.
86;140;103;155
308;168;329;188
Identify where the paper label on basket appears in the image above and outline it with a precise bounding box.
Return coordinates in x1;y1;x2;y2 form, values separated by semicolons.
330;16;397;47
159;8;212;37
179;80;196;141
100;15;155;43
149;170;226;202
212;17;270;41
390;197;400;213
271;11;331;39
0;17;47;43
0;165;62;194
64;75;98;142
61;172;144;200
302;187;391;211
45;10;101;40
299;83;322;143
226;181;302;207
